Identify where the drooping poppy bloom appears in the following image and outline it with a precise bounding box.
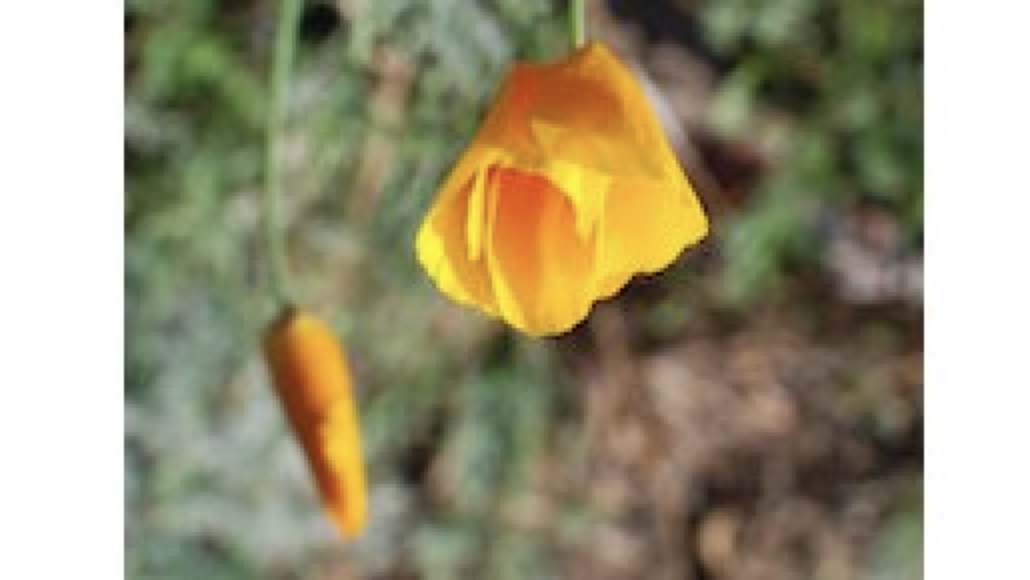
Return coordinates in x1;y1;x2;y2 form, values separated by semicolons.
416;41;709;336
263;307;367;538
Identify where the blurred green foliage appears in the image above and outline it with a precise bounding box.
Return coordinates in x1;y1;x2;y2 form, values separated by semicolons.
126;0;921;578
701;0;922;301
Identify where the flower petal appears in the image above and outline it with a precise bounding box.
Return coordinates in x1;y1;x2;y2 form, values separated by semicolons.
484;167;596;335
594;177;708;298
416;147;501;315
477;43;683;181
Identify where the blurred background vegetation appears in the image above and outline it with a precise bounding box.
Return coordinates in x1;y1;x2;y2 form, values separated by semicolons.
125;0;922;578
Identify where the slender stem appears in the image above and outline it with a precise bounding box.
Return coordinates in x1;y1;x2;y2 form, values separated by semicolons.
263;0;303;307
570;0;587;49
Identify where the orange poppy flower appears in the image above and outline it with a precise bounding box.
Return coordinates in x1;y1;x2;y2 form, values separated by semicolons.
415;41;709;336
263;308;367;538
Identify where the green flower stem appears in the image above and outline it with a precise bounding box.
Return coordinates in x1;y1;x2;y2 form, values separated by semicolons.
570;0;587;49
263;0;303;307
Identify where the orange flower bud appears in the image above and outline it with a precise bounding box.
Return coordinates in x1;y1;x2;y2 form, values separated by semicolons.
262;308;367;538
416;41;709;336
